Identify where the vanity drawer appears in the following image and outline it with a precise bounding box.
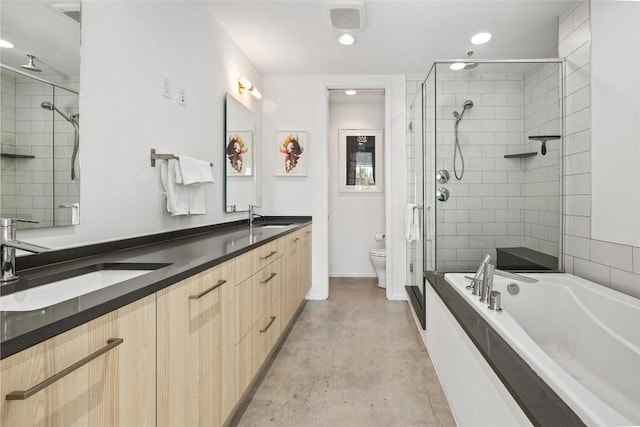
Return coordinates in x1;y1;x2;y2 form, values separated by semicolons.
235;240;281;283
253;257;282;322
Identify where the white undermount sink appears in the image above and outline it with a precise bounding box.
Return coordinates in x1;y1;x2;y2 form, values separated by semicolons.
0;266;162;312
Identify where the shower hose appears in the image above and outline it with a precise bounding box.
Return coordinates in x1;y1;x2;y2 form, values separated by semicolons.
454;119;464;180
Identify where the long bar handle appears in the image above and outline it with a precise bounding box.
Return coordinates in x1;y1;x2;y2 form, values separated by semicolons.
260;251;277;260
259;316;277;333
260;273;277;284
189;279;227;300
6;338;124;401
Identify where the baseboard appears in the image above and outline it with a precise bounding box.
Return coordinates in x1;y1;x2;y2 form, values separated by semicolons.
328;273;377;278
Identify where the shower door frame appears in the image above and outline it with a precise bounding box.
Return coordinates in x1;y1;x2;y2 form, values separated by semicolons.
411;58;566;330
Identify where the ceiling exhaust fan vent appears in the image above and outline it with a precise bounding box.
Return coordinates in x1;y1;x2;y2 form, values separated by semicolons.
325;2;366;32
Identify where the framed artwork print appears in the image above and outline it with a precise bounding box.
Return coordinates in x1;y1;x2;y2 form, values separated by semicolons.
226;130;253;176
276;131;307;176
338;128;383;192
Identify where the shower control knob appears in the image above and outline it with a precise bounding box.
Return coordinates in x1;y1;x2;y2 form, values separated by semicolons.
436;187;450;202
436;169;450;184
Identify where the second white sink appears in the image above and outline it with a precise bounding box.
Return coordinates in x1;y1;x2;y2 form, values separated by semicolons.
1;269;155;312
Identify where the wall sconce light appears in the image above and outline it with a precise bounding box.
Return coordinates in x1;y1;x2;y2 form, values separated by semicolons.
235;73;262;100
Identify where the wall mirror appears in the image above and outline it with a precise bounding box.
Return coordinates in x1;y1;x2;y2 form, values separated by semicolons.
224;93;257;213
0;1;81;229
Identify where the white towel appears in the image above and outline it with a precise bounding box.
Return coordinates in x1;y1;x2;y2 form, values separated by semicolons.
159;159;189;216
405;204;420;243
177;155;214;184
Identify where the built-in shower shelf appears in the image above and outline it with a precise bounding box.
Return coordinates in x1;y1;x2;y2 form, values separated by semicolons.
1;153;35;159
504;152;537;159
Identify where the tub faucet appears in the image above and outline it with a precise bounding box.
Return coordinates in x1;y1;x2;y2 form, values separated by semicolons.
479;261;496;304
1;218;50;284
467;254;492;295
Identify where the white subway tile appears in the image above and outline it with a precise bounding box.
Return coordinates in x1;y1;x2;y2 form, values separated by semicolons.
443;80;469;93
483;223;508;236
564;255;575;273
572;1;590;29
456;248;482;262
566;64;590;96
457;223;483;236
565;107;590;136
441;236;470;249
610;269;640;299
566;235;591;259
634;247;640;274
495;236;523;247
495;81;522;94
469;209;495;223
468;81;495;94
496;210;522;223
482;197;509;210
565;195;590;216
574;258;611;287
482;93;508;106
590;240;634;272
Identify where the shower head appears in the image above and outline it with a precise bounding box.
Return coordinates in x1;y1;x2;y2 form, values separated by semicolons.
463;62;478;70
41;101;73;123
20;55;42;72
453;100;474;121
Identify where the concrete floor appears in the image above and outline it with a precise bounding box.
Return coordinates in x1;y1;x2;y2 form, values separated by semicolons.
237;277;456;427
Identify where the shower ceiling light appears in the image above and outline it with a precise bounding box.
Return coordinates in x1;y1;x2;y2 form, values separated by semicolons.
471;32;492;45
449;62;466;71
338;33;356;46
345;90;357;95
0;39;14;48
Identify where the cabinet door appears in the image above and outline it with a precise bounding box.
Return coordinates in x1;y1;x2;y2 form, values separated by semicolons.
157;261;233;427
0;295;156;427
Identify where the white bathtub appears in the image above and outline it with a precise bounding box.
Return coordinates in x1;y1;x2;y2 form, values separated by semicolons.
445;273;640;427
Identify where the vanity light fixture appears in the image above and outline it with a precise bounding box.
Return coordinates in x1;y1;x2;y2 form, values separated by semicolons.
345;89;357;96
338;33;356;46
235;73;262;100
471;32;492;45
0;39;14;48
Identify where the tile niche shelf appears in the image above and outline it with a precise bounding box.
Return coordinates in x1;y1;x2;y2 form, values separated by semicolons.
1;153;35;159
503;152;537;159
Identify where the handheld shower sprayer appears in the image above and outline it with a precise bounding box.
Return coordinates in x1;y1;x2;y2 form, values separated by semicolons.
41;101;80;180
452;100;474;180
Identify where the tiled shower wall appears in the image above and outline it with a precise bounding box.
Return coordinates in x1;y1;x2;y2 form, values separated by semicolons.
434;71;527;271
0;70;80;227
523;63;562;257
560;0;640;298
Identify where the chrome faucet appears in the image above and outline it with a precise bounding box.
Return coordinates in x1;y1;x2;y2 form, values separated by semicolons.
248;204;262;228
467;254;492;295
1;218;50;283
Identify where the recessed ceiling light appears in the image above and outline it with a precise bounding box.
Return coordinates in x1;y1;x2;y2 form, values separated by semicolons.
0;39;14;49
471;32;492;45
338;33;356;46
345;90;357;96
449;62;466;71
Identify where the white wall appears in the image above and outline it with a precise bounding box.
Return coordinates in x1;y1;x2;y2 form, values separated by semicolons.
261;74;406;300
560;0;640;298
18;1;262;248
328;94;385;277
590;1;640;247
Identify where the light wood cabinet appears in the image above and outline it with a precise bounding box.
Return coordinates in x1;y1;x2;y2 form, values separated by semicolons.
0;225;311;427
0;295;156;427
157;261;234;427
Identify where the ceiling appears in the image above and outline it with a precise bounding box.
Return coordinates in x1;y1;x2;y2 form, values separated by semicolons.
207;0;575;75
0;1;81;78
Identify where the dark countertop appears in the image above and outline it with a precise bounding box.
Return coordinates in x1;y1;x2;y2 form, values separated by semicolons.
1;217;311;359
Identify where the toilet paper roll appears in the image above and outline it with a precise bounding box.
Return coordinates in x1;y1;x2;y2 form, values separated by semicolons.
374;233;385;241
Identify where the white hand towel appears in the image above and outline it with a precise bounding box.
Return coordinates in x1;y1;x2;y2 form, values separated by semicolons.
159;159;189;216
405;203;421;242
187;184;206;215
177;155;214;184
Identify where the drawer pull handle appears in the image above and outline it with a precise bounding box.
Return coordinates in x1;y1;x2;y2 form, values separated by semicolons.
189;279;227;300
260;272;277;284
293;237;300;242
260;251;277;260
6;338;124;401
259;316;277;333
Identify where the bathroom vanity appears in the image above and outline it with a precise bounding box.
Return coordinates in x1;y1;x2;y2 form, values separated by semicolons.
0;219;312;426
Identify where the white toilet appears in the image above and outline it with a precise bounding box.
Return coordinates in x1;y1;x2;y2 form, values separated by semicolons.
369;248;386;288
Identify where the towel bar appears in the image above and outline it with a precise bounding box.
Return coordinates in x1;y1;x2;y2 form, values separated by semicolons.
150;148;212;167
